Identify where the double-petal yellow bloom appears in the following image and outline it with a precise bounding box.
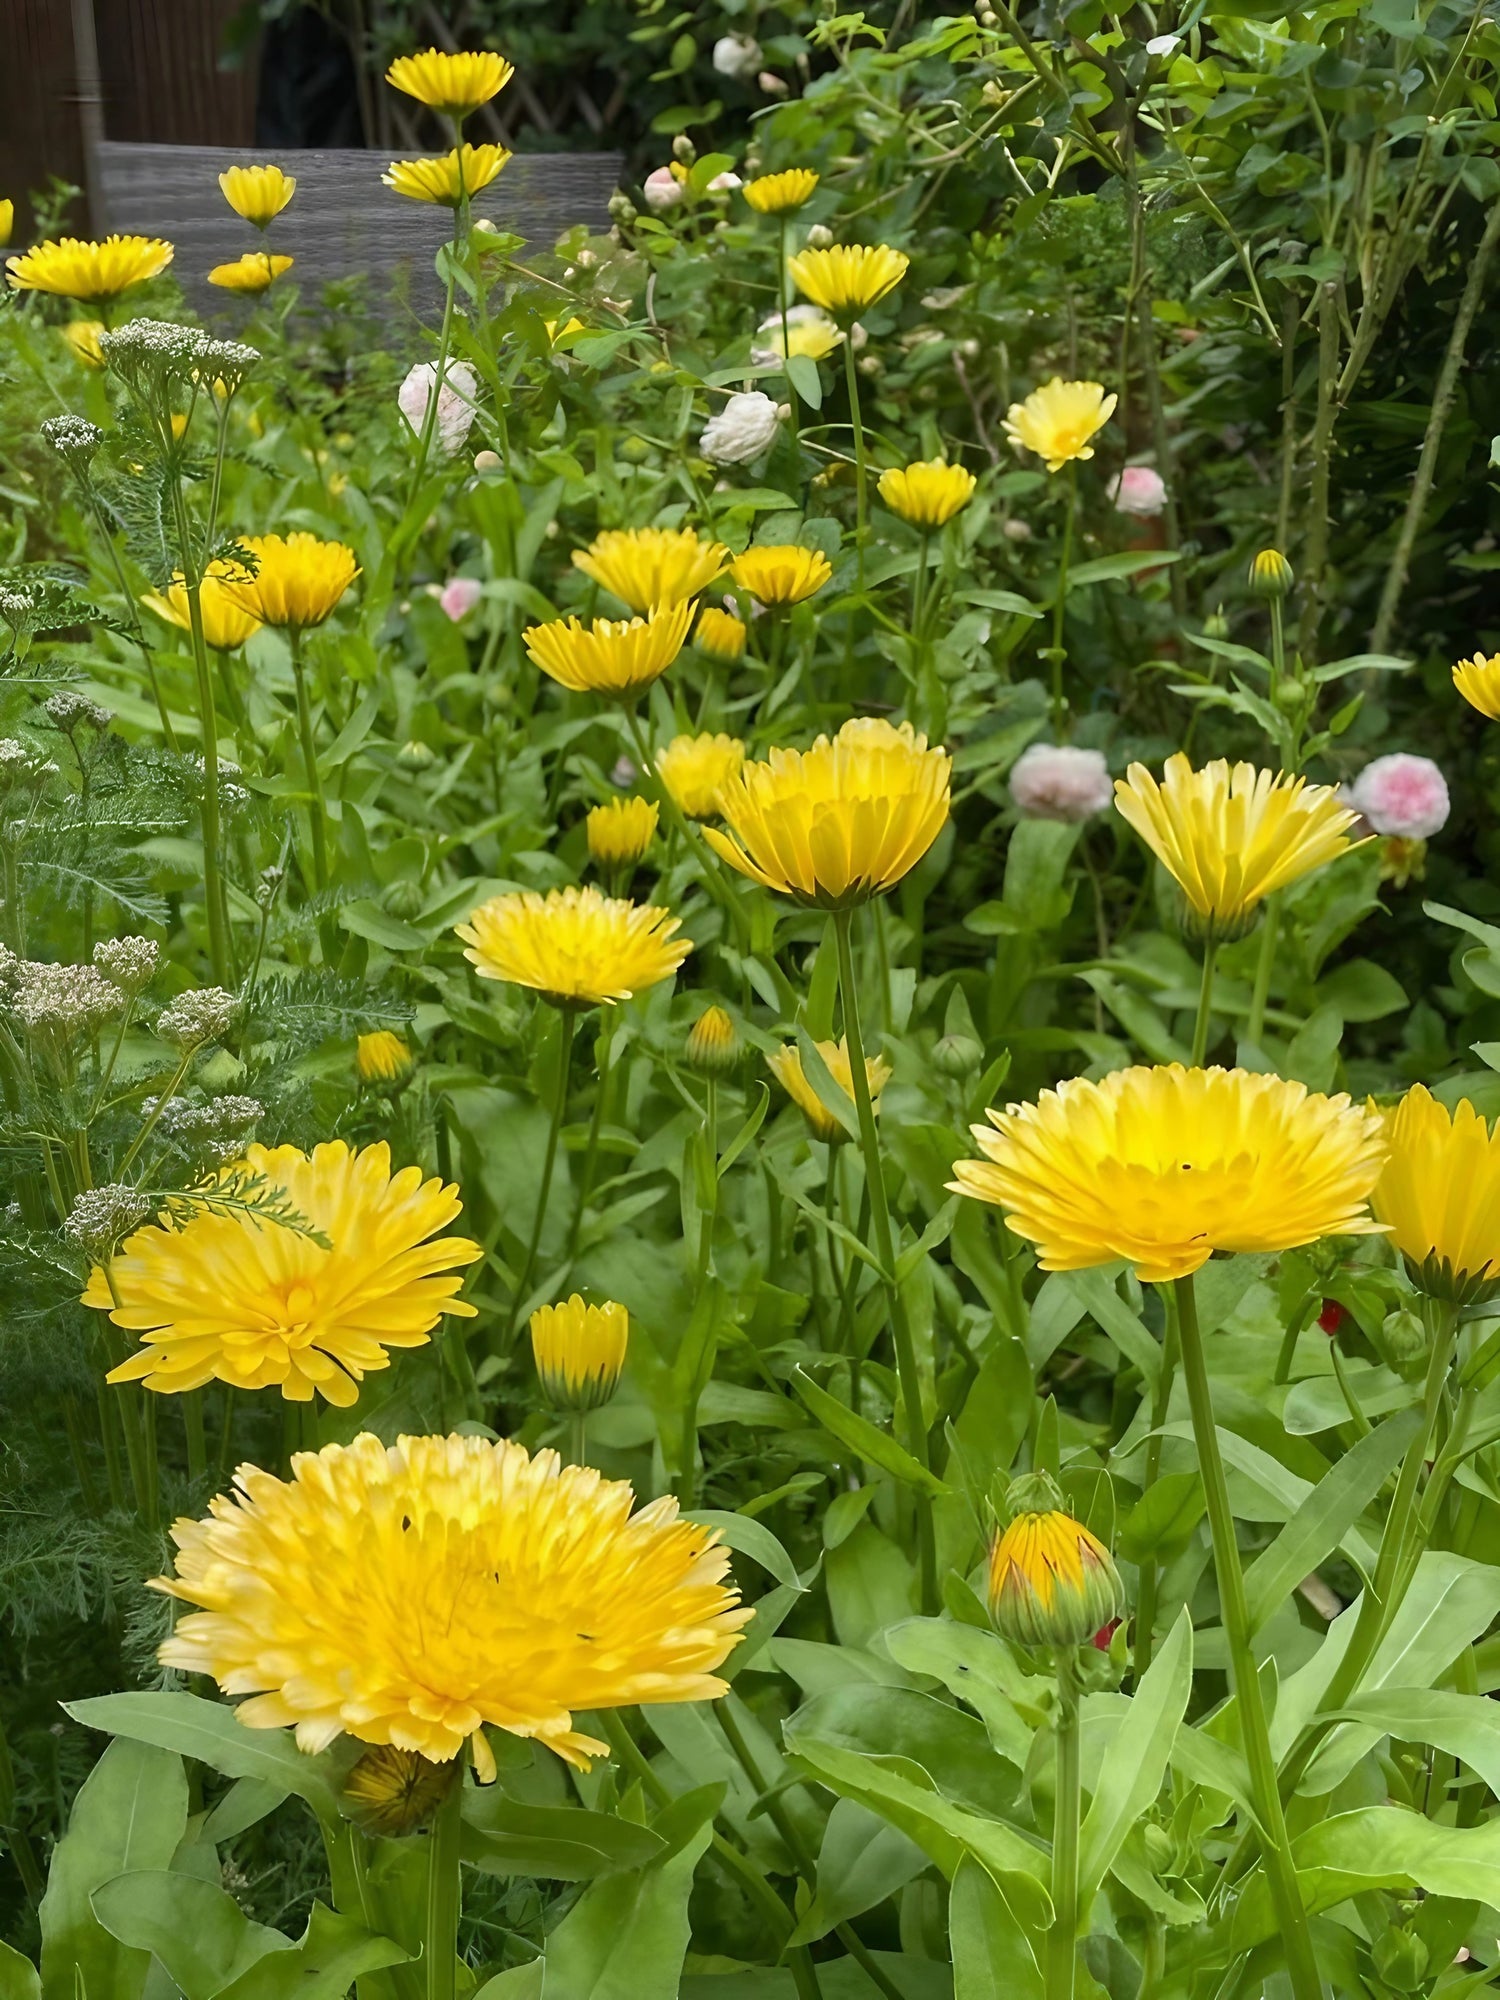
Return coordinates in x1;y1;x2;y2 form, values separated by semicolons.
788;244;908;317
695;607;747;662
1372;1085;1500;1299
222;532;360;630
525;600;693;697
141;563;263;651
878;460;977;528
386;47;515;120
571;527;727;612
456;884;691;1006
382;144;512;206
728;544;832;606
7;233;173;303
218;164;297;228
1004;377;1116;472
586;795;658;868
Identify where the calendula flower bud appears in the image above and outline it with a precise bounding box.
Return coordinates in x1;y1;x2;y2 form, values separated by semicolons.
686;1004;740;1075
1249;548;1294;599
530;1294;629;1412
382;878;426;920
587;795;658;870
1378;1306;1427;1375
357;1029;413;1088
1203;606;1229;639
986;1473;1124;1651
932;1032;983;1078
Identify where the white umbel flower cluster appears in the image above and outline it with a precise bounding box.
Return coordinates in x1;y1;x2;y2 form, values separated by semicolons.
155;986;239;1051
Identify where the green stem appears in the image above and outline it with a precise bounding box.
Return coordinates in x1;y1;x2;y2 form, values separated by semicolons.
1191;941;1218;1067
695;1077;718;1289
507;1006;577;1335
1172;1271;1323;2000
567;1019;614;1260
570;1410;587;1467
424;1764;465;2000
843;336;869;593
405;197;464;511
1297;281;1340;666
778;214;799;453
832;906;936;1614
1245;900;1280;1053
289;627;330;898
173;501;229;985
1045;1654;1081;2000
87;489;181;752
1048;465;1077;740
1131;1302;1179;1683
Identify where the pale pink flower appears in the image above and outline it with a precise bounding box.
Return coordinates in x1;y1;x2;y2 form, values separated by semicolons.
1109;464;1168;517
643;167;684;213
1348;753;1450;839
1009;743;1114;823
398;360;479;457
440;577;483;622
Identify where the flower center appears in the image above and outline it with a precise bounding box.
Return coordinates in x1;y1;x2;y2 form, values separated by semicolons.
280;1280;320;1336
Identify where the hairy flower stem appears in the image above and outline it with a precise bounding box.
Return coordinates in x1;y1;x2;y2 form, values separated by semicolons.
288;627;330;897
405;139;467;514
1173;1272;1323;2000
171;489;230;985
1131;1299;1179;1682
833;906;937;1614
1246;898;1282;1050
425;1763;465;2000
567;1021;614;1261
508;1005;577;1337
1190;942;1218;1066
778;216;799;453
86;490;181;751
1046;1653;1082;2000
843;338;869;592
1047;465;1077;740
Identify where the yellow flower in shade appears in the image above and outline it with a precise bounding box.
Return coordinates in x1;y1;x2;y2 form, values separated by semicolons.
654;733;745;819
949;1064;1387;1285
742;169;820;214
386;47;515;120
207;253;294;295
986;1475;1124;1650
755;308;841;363
357;1030;412;1085
6;234;173;303
223;532;360;630
343;1745;455;1835
0;201;13;248
530;1295;629;1411
769;1037;891;1144
1003;378;1117;473
154;1432;749;1769
1454;654;1500;721
62;320;107;368
686;1004;740;1075
878;460;977;529
706;717;951;908
456;884;691;1007
1114;753;1362;940
695;607;746;662
571;527;728;613
141;564;263;651
729;545;832;606
382;144;512;207
524;600;693;699
587;795;658;869
788;244;909;318
83;1141;481;1405
218;164;297;228
1371;1085;1500;1301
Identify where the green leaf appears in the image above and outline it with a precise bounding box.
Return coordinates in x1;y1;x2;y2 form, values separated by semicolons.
1118;1473;1205;1564
1078;1609;1192;1907
212;1903;410;2000
950;1853;1044;2000
0;1944;38;2000
64;1693;345;1820
337;899;429;953
882;1618;1035;1769
1064;550;1182;590
685;1510;806;1592
793;1028;860;1141
1332;1688;1500;1797
791;1367;949;1498
950;1333;1033;1503
788;1799;926;1944
785;354;823;410
461;1797;665;1881
91;1872;292;1998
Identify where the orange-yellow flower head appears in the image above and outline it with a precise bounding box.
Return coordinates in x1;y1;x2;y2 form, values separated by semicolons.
218;165;297;229
524;600;693;699
706;717;951;909
382;144;512;207
83;1141;480;1405
951;1064;1388;1285
1372;1084;1500;1302
7;234;173;303
1004;377;1116;473
729;544;831;607
1114;753;1362;940
141;562;262;651
654;733;745;819
571;527;728;613
987;1475;1124;1650
769;1037;891;1145
207;252;294;296
788;243;908;318
222;532;359;630
694;606;747;662
155;1432;749;1769
742;169;820;214
456;884;691;1007
1454;654;1500;722
878;460;977;529
586;795;658;869
530;1295;629;1411
386;47;515;120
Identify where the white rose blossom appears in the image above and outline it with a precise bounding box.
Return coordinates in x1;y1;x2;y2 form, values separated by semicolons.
398;360;480;458
700;391;782;465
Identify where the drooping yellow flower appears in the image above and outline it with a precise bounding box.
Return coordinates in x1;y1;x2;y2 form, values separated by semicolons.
950;1064;1388;1285
1003;377;1116;473
571;527;728;613
386;47;515;120
84;1142;480;1405
788;243;908;318
729;545;831;606
742;169;820;214
140;563;263;651
357;1030;412;1085
218;164;297;228
524;600;693;698
530;1295;629;1410
768;1037;891;1144
382;144;512;207
6;234;173;303
1372;1085;1500;1300
1454;653;1500;721
587;795;658;868
695;607;746;662
1114;753;1362;938
222;532;360;630
686;1004;739;1075
62;320;107;368
878;460;977;529
987;1477;1124;1650
207;252;294;295
343;1745;455;1835
654;733;745;818
456;884;691;1007
706;717;951;908
154;1432;749;1768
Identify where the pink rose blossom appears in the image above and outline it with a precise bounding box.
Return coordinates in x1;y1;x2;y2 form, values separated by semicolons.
398;360;479;457
1348;753;1450;840
1109;464;1167;517
1009;743;1114;823
439;577;483;622
643;167;684;212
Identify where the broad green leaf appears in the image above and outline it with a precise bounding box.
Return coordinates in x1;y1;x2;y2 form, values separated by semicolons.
200;1777;289;1846
950;1333;1032;1502
91;1871;291;1998
789;1799;926;1944
212;1903;410;2000
1052;1265;1160;1389
1118;1473;1204;1565
64;1692;345;1820
685;1509;806;1592
784;1684;1019;1822
882;1618;1035;1769
1064;550;1182;589
791;1367;949;1498
460;1795;664;1880
951;1853;1044;2000
470;1968;544;2000
1078;1609;1192;1907
1332;1687;1500;1796
0;1944;38;2000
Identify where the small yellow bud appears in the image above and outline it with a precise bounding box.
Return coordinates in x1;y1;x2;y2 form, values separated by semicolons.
357;1030;412;1087
686;1004;740;1075
530;1294;629;1411
587;795;658;869
1249;548;1294;599
986;1474;1124;1650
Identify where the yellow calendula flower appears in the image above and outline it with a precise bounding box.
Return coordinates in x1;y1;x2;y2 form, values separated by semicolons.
62;320;107;368
729;545;831;606
218;164;297;228
986;1475;1124;1650
950;1064;1387;1285
587;795;658;869
878;460;977;529
755;307;842;363
0;201;12;250
223;532;360;630
706;717;951;908
1114;753;1362;939
83;1141;480;1405
524;600;693;698
654;733;745;819
1003;377;1117;473
141;563;263;651
382;143;512;207
356;1029;412;1085
686;1005;740;1075
742;168;820;214
154;1432;749;1769
386;47;515;119
769;1037;891;1144
571;527;728;613
6;234;173;303
695;607;746;662
1454;653;1500;721
530;1295;629;1411
1372;1085;1500;1302
788;243;909;318
207;252;294;295
456;884;691;1007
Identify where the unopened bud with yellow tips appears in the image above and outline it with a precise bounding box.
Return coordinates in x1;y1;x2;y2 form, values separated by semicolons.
357;1029;413;1088
587;795;658;870
686;1004;740;1075
1249;548;1294;600
695;605;747;663
530;1294;629;1412
986;1472;1124;1651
